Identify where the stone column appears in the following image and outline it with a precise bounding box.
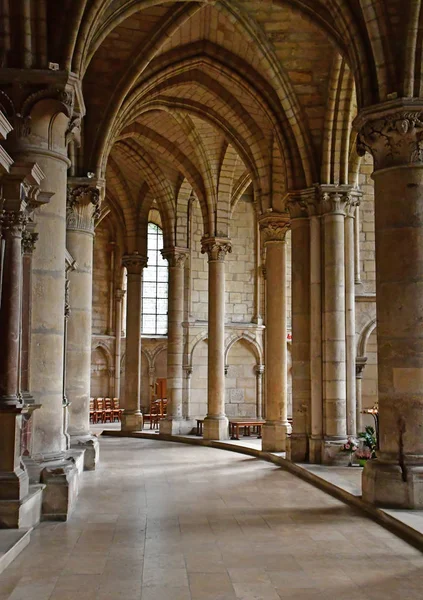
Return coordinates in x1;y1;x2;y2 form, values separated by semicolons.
345;193;360;437
320;186;349;463
255;365;264;420
201;237;232;440
0;164;44;527
114;289;125;398
20;228;38;402
309;204;323;463
355;100;423;507
288;193;312;461
355;357;367;433
160;248;189;435
66;183;101;470
259;215;291;452
121;253;147;432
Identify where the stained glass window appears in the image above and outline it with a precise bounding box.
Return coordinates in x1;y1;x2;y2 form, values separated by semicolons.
141;223;168;335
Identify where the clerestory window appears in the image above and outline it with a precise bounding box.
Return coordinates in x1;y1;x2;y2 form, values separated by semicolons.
141;222;168;335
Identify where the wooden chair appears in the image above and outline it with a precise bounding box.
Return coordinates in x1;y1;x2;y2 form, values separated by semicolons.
95;398;105;423
112;398;123;422
103;398;113;423
89;398;96;424
150;400;161;430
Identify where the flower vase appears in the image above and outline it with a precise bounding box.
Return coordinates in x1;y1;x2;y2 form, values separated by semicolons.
348;452;353;467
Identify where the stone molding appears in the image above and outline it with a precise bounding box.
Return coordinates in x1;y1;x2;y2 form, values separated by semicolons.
66;185;101;234
122;253;148;274
259;213;290;243
115;288;126;301
161;247;189;268
201;237;232;262
354;99;423;171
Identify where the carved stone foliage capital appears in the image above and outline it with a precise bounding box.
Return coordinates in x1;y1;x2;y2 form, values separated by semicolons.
356;356;368;378
201;237;232;262
66;185;101;233
22;231;39;254
115;288;126;301
286;188;317;219
259;214;290;243
354;100;423;171
255;364;265;376
161;247;189;268
122;253;148;274
0;209;28;235
318;185;356;216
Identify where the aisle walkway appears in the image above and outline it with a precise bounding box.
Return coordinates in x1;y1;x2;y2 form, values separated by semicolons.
0;438;422;600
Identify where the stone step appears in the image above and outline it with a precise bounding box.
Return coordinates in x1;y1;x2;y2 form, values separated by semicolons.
0;528;31;575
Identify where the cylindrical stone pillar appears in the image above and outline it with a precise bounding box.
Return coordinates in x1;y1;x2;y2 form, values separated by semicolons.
201;237;232;440
0;165;43;519
66;183;101;470
6;115;70;461
255;365;264;420
0;209;27;405
121;253;147;432
114;289;125;398
320;187;349;463
345;195;360;437
160;248;188;435
260;216;291;452
288;194;312;461
309;209;323;463
356;100;423;507
355;358;367;434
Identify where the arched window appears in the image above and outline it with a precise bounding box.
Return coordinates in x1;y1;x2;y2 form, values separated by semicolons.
142;223;168;335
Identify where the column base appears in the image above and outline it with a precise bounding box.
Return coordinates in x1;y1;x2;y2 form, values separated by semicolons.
0;484;44;529
40;459;80;521
363;459;423;509
203;416;229;440
289;433;309;462
121;411;143;433
159;418;194;436
309;436;323;464
262;422;290;452
322;438;348;465
70;434;100;471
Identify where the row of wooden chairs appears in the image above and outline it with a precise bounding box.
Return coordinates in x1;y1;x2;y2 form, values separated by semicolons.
90;398;123;423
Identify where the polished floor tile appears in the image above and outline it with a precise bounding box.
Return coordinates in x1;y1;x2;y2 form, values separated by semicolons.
0;437;421;600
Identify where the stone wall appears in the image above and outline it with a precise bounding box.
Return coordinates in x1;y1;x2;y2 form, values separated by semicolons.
225;339;257;417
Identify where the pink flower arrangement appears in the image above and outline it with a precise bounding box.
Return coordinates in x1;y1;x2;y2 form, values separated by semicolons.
343;438;358;453
355;448;372;460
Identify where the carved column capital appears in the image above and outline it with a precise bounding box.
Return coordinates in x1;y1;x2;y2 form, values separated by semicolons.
356;356;368;378
66;184;101;234
201;237;232;262
161;247;189;268
115;288;126;302
318;185;357;216
122;253;148;274
259;213;290;243
22;230;39;254
255;364;265;376
286;188;317;219
354;99;423;171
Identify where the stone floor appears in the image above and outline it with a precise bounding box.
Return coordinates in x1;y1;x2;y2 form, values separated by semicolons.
1;437;423;600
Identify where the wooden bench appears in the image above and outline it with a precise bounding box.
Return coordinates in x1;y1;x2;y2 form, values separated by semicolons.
229;419;265;440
